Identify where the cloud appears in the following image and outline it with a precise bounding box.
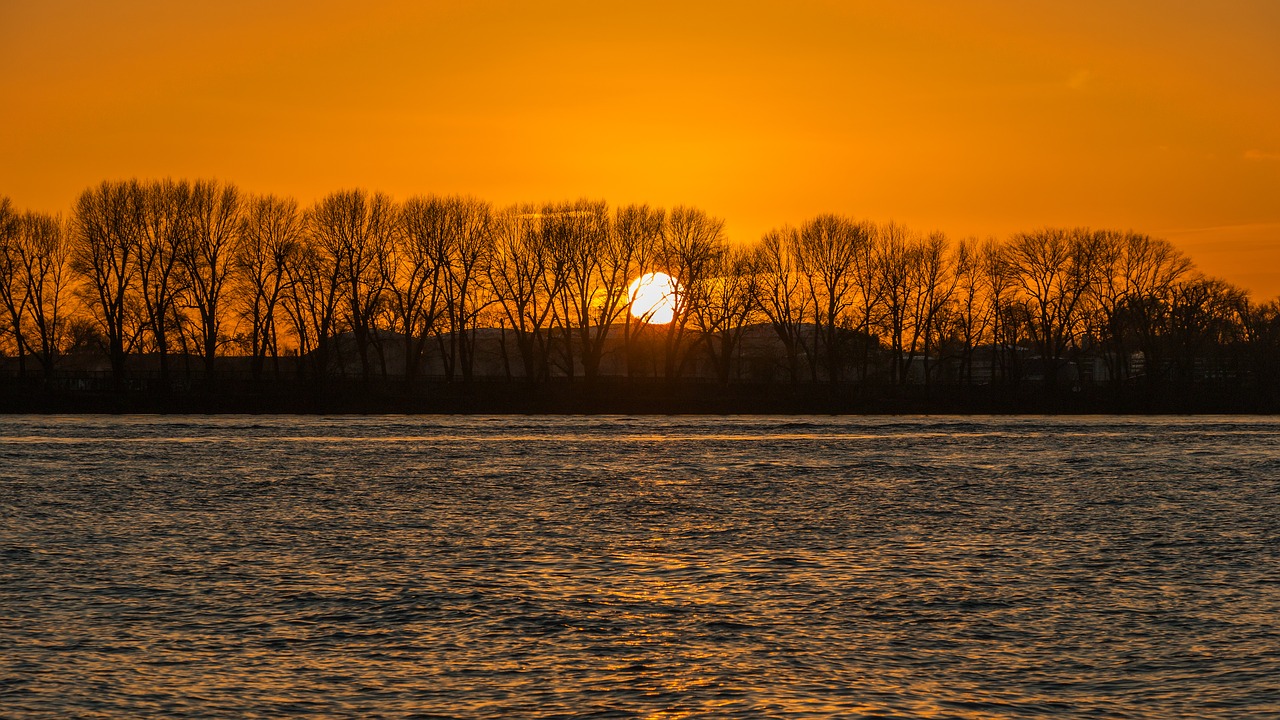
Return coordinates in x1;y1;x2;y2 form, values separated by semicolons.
1244;149;1280;161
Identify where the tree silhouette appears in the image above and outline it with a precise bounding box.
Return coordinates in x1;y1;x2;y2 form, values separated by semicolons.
658;206;724;379
692;244;758;384
280;223;343;382
1006;228;1106;390
387;196;448;383
70;180;146;384
0;197;26;373
795;214;866;383
978;237;1021;384
438;196;493;383
950;237;991;385
875;222;921;385
3;211;74;378
488;203;562;381
910;232;957;389
135;179;192;389
182;180;241;380
4;178;1277;409
1092;232;1191;391
309;189;396;382
551;199;620;381
235;194;301;381
613;204;664;378
752;226;810;383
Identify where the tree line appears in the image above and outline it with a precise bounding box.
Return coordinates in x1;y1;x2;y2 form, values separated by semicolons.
2;179;1279;397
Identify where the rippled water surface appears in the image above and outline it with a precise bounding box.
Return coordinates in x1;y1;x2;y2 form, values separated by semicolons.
2;415;1279;718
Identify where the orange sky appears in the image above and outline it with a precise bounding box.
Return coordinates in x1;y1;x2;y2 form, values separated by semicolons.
3;0;1278;296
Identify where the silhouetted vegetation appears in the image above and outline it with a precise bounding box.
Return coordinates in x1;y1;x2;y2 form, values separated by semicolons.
2;181;1279;412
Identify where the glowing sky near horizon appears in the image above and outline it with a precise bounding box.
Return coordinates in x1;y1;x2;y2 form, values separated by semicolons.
2;0;1278;296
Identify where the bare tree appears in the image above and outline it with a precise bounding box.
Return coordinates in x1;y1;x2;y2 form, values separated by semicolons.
1239;298;1280;400
548;199;624;380
950;237;992;384
438;196;494;382
182;180;241;379
539;201;591;378
752;226;810;383
280;230;343;381
235;194;301;380
795;214;867;383
613;204;664;378
488;203;565;381
845;221;883;384
135;179;193;387
390;196;451;382
1094;231;1192;388
0;197;26;370
588;203;648;379
692;244;758;383
70;180;146;384
1165;276;1248;384
1006;228;1106;389
908;232;957;388
658;206;724;379
309;189;397;381
978;238;1021;383
6;212;75;377
874;222;920;385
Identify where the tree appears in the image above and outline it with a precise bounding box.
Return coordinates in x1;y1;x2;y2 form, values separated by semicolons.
752;226;810;383
235;194;301;380
950;237;992;385
389;196;451;381
1165;276;1247;385
978;238;1021;383
437;196;493;382
70;180;146;384
1006;228;1106;389
692;244;758;384
1239;299;1280;403
182;179;241;379
795;214;867;383
0;197;26;371
550;199;624;381
874;222;921;385
309;189;397;381
658;206;724;379
1093;231;1191;389
909;232;957;388
488;203;564;381
613;204;664;378
280;230;343;381
7;212;74;377
846;219;882;384
135;179;192;388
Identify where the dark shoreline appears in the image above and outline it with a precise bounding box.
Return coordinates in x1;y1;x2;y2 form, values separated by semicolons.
2;379;1275;415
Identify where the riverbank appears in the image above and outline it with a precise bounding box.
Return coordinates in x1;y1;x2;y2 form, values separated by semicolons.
1;378;1275;414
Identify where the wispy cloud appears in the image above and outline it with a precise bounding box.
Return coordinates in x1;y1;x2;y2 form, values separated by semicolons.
1067;69;1092;90
1244;149;1280;161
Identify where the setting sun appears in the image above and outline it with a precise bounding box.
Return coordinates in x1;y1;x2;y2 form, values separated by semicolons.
627;272;679;325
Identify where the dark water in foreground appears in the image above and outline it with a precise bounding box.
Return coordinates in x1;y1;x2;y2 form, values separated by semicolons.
2;416;1278;719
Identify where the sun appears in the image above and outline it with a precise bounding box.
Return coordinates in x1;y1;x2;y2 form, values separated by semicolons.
627;272;679;324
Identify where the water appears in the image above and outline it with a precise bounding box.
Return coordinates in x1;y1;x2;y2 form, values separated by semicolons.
2;415;1278;719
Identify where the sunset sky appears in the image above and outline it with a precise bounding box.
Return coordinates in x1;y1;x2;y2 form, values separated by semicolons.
3;0;1278;296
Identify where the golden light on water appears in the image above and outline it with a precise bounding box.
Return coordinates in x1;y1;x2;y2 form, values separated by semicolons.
628;272;679;325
